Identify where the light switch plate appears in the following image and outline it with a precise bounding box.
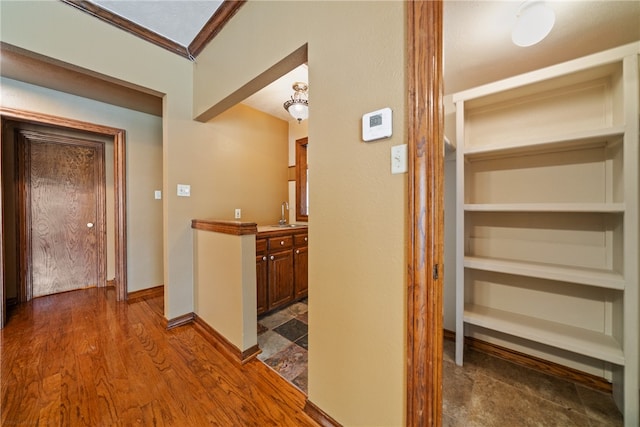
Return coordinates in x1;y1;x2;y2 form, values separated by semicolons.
154;190;162;200
177;184;191;197
391;144;408;174
234;208;241;219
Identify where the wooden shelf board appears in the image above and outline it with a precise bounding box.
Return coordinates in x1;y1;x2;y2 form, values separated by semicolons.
463;126;624;159
464;203;625;213
464;304;625;365
464;256;625;290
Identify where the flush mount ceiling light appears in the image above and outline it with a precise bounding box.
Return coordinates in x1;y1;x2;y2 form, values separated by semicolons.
512;1;556;47
283;82;309;124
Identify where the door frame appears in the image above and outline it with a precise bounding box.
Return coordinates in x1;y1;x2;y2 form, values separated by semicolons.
16;129;107;300
406;1;444;426
0;107;128;327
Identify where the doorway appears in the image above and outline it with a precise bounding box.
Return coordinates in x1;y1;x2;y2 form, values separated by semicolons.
0;108;128;328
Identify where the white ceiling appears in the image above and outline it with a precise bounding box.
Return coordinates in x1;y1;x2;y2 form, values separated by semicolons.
86;1;640;121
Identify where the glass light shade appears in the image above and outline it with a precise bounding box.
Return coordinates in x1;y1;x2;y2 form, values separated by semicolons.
284;82;309;123
512;2;555;47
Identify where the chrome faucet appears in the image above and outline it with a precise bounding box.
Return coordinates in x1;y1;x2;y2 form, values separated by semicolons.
279;201;289;225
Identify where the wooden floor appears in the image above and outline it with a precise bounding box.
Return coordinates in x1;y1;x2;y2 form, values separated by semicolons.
1;287;318;426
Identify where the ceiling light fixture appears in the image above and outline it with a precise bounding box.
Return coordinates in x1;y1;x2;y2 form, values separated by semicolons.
283;82;309;124
512;1;555;47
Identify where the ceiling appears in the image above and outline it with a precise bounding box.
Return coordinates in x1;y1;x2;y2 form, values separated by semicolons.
7;1;639;122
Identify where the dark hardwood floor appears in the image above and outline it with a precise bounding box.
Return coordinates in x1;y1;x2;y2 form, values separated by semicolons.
1;287;318;426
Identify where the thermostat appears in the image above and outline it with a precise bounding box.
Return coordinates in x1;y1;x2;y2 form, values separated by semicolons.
362;107;392;142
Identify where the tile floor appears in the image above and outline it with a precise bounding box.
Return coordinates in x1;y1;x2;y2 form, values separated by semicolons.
442;340;623;427
257;299;308;393
258;304;623;425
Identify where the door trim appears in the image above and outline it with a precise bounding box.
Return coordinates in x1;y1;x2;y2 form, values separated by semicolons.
0;107;128;326
406;1;444;425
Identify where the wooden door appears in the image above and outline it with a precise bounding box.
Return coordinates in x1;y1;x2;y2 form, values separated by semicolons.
267;249;294;311
293;245;308;299
18;129;106;299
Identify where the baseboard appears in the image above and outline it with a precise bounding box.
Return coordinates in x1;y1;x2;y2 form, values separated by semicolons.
304;400;342;427
193;315;261;365
444;329;613;393
106;279;115;288
6;297;18;307
127;285;163;303
165;312;195;329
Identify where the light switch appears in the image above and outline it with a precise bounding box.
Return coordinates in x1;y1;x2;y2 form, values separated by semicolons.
154;190;162;200
235;208;241;219
391;144;408;174
177;184;191;197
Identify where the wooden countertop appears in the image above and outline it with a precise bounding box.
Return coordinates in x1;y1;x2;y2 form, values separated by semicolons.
191;219;307;237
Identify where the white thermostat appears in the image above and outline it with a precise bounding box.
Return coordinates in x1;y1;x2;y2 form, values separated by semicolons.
362;107;392;142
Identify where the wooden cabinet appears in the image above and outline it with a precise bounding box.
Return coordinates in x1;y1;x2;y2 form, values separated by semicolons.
453;43;638;423
294;234;308;299
256;229;308;315
256;238;268;315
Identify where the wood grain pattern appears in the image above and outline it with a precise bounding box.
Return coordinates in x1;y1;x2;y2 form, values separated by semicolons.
406;1;444;426
23;132;105;297
0;109;128;304
1;288;319;426
191;218;258;235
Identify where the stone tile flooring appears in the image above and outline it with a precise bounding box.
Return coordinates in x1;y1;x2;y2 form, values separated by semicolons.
257;303;624;426
257;299;308;393
443;340;623;427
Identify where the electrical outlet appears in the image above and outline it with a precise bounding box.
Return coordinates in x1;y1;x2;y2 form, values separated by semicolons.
234;208;241;219
177;184;191;197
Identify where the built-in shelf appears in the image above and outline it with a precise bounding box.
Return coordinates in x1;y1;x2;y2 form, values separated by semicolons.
464;203;625;213
464;256;625;290
464;304;625;366
464;126;624;159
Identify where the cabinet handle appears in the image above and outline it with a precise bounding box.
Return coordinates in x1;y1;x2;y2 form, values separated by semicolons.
270;255;275;260
280;240;285;246
262;256;267;261
296;250;300;254
304;237;308;242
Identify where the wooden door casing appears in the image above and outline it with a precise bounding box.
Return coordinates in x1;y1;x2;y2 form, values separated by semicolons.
17;129;106;299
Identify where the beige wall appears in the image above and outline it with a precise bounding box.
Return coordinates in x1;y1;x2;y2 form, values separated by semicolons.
195;2;406;425
2;0;407;424
0;76;163;293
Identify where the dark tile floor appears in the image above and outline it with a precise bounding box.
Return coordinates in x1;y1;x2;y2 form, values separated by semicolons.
442;340;623;427
257;299;308;393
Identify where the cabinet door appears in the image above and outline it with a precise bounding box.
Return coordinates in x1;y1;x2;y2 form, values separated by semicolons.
267;249;294;311
256;254;268;315
294;246;308;299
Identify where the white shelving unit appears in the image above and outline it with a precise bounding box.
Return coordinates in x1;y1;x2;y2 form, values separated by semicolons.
454;43;639;425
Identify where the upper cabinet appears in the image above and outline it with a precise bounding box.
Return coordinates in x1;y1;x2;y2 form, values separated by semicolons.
454;43;639;425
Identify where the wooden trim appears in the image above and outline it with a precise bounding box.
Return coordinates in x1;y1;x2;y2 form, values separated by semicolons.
191;219;258;235
193;315;261;364
60;0;189;58
406;1;444;426
127;285;163;303
443;330;614;394
0;108;128;305
295;137;308;222
165;312;196;330
188;1;247;57
304;400;343;427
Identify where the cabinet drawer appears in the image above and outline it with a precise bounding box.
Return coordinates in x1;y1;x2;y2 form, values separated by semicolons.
294;234;308;247
256;238;267;254
268;236;293;250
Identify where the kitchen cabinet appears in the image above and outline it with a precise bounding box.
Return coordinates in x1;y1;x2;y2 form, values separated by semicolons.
453;42;638;423
256;238;268;315
294;233;308;299
256;228;308;315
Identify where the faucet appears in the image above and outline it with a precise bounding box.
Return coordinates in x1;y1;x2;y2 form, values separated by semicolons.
279;201;289;225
